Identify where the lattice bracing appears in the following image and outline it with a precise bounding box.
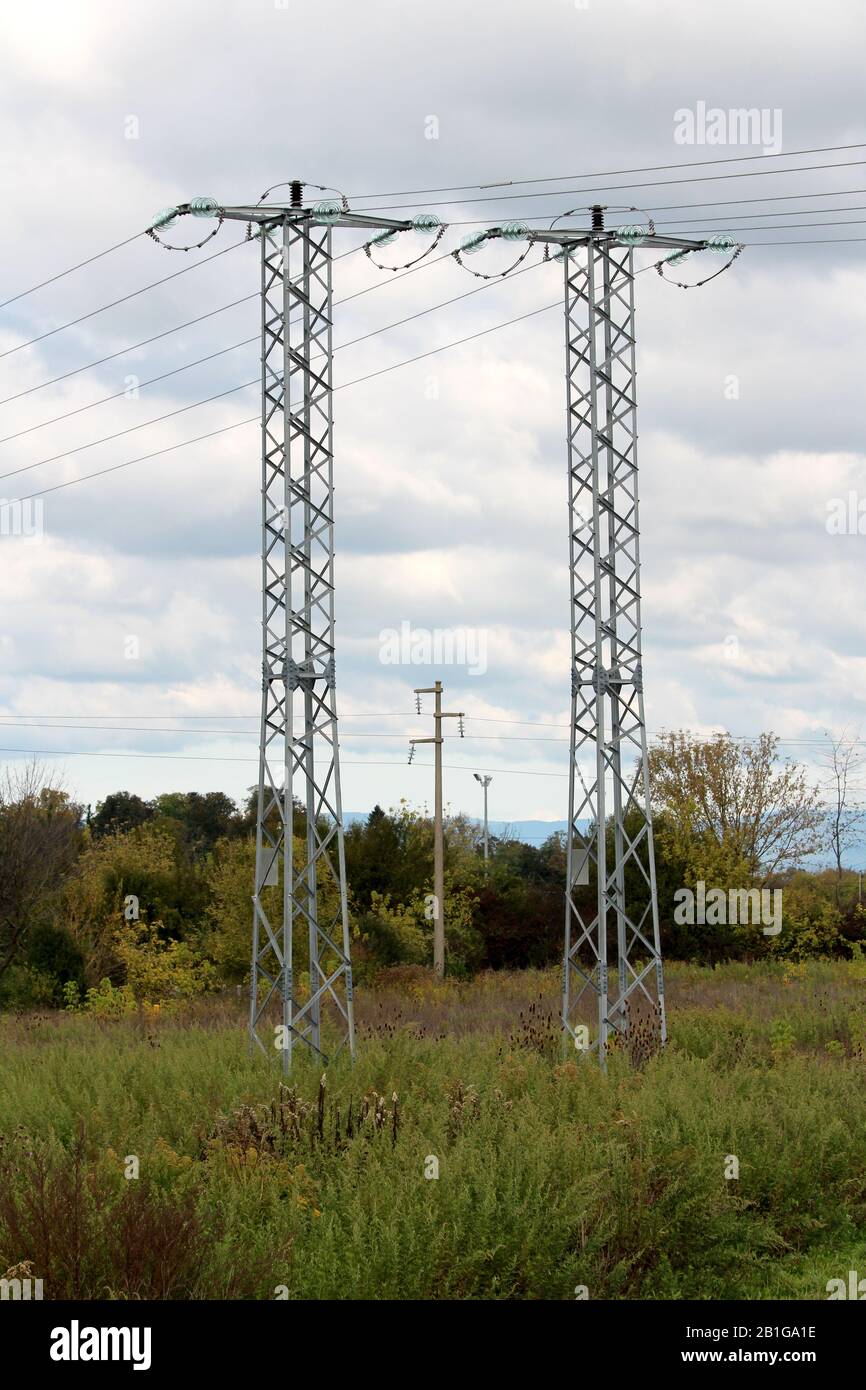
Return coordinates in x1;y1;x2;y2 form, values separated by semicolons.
561;237;666;1068
249;217;355;1071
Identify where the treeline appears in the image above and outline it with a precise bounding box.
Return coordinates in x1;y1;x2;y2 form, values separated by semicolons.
0;732;863;1010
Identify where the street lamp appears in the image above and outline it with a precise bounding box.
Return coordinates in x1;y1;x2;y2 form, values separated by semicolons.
473;773;493;871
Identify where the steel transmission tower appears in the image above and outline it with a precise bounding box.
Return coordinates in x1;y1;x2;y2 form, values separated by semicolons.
151;190;717;1071
207;187;418;1070
555;207;709;1067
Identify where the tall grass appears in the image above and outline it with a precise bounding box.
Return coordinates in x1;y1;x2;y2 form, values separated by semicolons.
1;961;865;1299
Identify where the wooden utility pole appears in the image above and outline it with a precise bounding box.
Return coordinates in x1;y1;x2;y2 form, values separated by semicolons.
410;680;464;977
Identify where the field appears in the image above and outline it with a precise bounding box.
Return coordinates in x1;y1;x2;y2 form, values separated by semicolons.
2;959;866;1301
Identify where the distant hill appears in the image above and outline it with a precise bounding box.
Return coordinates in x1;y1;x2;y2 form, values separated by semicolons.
344;812;571;845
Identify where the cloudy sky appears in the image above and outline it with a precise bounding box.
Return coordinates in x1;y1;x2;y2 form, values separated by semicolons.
1;0;864;827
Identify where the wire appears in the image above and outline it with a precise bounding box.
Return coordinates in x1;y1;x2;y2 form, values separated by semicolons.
0;718;852;748
0;238;250;360
5;191;861;421
6;231;860;504
0;744;571;778
0;337;256;446
0;381;259;483
0;250;542;448
0;239;458;413
1;266;556;494
8;418;256;501
0;296;256;408
8;297;557;503
648;209;866;230
641;185;866;215
440;188;866;229
354;157;866;214
0;720;568;743
742;236;866;246
0;740;847;788
3;144;859;327
346;142;866;200
0;232;147;312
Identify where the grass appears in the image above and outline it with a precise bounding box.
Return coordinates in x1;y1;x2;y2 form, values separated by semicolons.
1;959;866;1300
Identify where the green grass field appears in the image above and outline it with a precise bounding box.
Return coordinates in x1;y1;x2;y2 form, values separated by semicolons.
2;960;865;1300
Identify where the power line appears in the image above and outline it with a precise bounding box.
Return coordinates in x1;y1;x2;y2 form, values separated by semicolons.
650;206;866;228
0;337;256;446
8;297;563;503
355;157;866;214
740;236;866;246
346;142;866;200
0;720;568;743
0;295;256;408
5;192;861;427
0;253;542;450
441;187;866;228
8;225;863;508
661;218;866;236
0;380;258;484
0;715;850;746
642;185;866;215
0;743;571;778
0;231;147;312
0;239;459;415
2;142;855;312
0;238;251;360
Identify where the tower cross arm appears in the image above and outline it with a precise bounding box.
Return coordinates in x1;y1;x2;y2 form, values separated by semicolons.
209;205;416;233
510;227;716;251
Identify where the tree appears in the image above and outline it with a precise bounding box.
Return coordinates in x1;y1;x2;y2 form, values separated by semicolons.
0;763;83;981
204;834;342;983
821;728;865;906
90;791;154;838
153;791;241;858
649;731;824;886
59;822;183;985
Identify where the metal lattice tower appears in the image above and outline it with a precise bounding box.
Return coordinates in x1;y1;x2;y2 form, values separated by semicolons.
207;191;417;1070
153;191;716;1071
556;210;707;1067
246;212;356;1069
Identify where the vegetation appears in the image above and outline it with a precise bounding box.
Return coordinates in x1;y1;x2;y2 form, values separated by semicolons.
0;732;863;1011
1;961;866;1300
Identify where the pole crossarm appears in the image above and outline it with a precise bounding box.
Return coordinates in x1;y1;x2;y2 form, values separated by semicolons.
561;229;666;1070
249;215;355;1072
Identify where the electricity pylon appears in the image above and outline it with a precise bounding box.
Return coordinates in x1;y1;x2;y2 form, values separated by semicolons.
211;187;417;1069
550;208;710;1067
155;189;715;1070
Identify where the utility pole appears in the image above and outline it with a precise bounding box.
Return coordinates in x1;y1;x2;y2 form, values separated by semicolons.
473;773;493;871
410;681;464;977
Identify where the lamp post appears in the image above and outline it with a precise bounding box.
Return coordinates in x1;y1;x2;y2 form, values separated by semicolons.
474;773;493;872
